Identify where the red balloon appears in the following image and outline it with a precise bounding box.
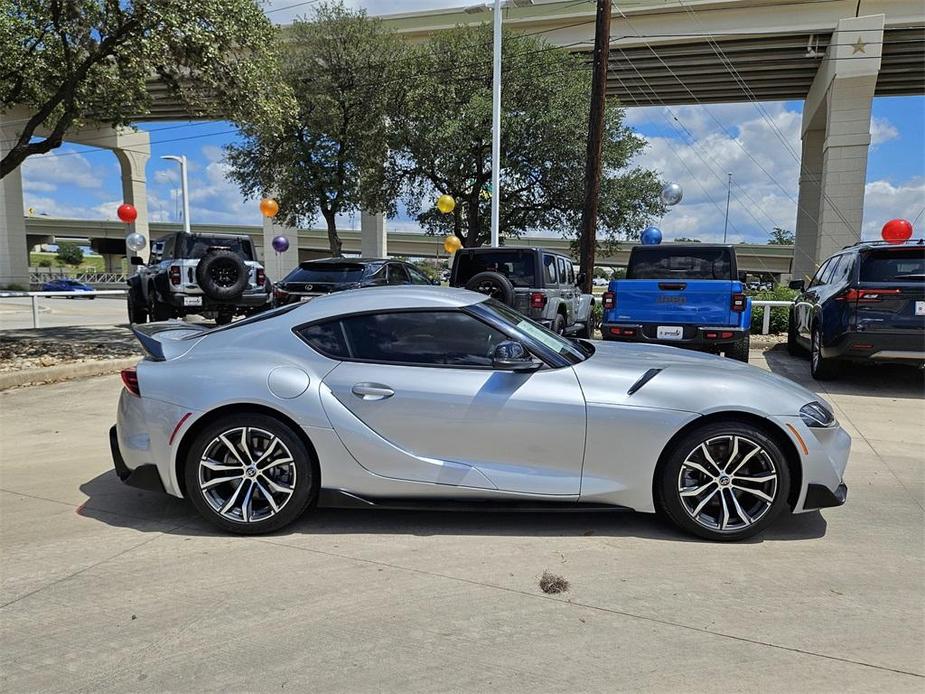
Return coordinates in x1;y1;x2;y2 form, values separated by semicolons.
881;218;913;244
117;203;137;224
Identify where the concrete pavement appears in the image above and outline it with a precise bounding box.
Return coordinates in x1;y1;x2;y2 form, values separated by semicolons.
0;349;922;692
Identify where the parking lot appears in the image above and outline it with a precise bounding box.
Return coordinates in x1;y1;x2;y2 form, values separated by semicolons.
1;348;922;692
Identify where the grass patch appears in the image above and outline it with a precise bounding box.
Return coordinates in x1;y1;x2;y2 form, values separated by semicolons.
539;570;569;594
29;252;106;272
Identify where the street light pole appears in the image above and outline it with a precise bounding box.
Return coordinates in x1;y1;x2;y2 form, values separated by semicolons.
723;171;732;243
490;0;502;247
161;155;191;234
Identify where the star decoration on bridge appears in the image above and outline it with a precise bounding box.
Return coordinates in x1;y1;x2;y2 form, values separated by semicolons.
851;36;867;54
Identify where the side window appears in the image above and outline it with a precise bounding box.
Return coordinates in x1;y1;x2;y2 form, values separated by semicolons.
832;254;854;285
301;311;509;367
568;264;575;285
161;236;175;261
809;259;832;288
820;256;841;285
387;263;410;285
543;255;557;285
557;257;568;287
407;267;432;285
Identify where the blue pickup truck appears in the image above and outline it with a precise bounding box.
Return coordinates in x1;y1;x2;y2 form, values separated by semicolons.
601;244;752;361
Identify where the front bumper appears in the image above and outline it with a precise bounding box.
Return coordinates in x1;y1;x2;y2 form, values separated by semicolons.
601;322;747;348
774;415;851;514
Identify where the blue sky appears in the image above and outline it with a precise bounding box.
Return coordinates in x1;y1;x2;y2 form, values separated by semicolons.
18;0;925;245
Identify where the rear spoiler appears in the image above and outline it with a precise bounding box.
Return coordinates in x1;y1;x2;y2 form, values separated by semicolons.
131;321;210;362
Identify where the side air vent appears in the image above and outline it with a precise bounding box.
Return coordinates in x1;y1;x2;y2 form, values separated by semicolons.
627;368;663;395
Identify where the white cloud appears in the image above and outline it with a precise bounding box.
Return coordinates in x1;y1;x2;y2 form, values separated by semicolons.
21;150;105;193
861;178;925;239
870;116;899;147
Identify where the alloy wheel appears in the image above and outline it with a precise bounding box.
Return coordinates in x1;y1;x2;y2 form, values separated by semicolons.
677;435;779;531
198;426;297;523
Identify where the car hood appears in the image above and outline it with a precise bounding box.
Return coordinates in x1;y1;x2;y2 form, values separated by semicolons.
572;340;823;416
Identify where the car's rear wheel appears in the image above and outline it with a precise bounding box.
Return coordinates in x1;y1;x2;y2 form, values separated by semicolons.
127;288;147;324
184;414;318;534
657;422;791;541
810;324;840;380
552;313;566;335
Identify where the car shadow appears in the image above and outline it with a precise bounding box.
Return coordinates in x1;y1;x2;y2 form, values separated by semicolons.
761;344;925;400
78;469;827;544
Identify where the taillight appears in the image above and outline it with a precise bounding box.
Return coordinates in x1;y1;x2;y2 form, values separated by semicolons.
274;286;289;302
530;292;546;309
121;367;140;397
602;291;615;310
256;268;265;286
168;266;181;285
836;288;902;303
731;292;746;312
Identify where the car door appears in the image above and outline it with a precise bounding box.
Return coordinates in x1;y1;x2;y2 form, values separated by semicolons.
387;263;410;285
305;309;586;495
558;256;578;324
541;253;559;321
796;258;833;341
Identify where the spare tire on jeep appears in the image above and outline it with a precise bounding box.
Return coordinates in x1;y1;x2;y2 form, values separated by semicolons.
196;249;249;301
465;271;515;306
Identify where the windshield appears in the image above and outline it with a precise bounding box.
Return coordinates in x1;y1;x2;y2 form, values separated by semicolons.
472;299;589;365
455;251;536;287
860;249;925;282
628;247;733;280
284;263;369;284
184;235;254;261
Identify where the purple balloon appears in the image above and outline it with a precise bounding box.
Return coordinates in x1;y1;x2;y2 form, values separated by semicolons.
272;235;290;253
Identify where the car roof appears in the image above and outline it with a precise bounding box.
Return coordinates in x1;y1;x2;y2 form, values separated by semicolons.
298;257;387;267
631;244;733;251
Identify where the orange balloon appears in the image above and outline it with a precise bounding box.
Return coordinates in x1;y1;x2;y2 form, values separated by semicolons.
260;198;279;218
443;235;462;253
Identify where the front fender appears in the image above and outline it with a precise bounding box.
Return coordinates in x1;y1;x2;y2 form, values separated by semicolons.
576;293;595;322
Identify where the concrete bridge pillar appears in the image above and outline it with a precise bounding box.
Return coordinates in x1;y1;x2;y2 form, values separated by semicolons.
792;13;884;281
360;211;387;258
0;112;30;287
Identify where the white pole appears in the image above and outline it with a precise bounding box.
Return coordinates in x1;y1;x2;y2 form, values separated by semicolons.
490;0;502;248
31;295;39;328
161;155;191;234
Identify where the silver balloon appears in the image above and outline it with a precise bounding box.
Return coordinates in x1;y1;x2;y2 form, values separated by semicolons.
660;182;683;207
125;232;147;252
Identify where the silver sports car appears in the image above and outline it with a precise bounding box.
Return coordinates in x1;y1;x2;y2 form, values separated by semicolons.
111;286;850;541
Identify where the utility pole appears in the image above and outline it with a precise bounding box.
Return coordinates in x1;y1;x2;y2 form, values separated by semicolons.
490;0;503;247
723;171;732;243
161;155;191;234
578;0;612;293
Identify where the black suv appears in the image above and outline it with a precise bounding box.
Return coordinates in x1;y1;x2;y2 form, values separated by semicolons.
788;240;925;379
449;247;595;337
273;257;436;306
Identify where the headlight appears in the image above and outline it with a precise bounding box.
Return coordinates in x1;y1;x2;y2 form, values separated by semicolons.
800;401;836;428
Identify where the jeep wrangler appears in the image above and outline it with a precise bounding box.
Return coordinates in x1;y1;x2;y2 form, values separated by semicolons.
449;247;595;337
127;232;271;325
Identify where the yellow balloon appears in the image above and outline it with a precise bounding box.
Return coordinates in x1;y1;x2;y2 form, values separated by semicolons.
443;235;462;253
436;194;456;214
259;198;279;218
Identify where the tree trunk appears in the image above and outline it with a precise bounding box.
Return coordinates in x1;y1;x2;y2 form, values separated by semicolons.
322;209;343;257
464;199;481;247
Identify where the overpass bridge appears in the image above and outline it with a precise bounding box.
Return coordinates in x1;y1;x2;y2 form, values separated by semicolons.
2;0;922;285
23;217;794;278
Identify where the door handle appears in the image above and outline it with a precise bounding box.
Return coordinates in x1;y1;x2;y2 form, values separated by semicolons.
351;383;394;400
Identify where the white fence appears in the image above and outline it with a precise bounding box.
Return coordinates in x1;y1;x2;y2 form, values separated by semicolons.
752;300;794;335
0;290;127;329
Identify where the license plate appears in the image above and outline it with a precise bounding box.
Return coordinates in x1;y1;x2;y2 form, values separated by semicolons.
657;326;684;340
916;301;925;317
183;296;203;307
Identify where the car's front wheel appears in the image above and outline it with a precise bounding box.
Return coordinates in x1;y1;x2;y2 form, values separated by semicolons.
184;413;318;534
657;422;791;541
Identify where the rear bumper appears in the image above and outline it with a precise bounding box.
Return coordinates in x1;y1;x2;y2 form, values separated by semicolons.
824;330;925;363
109;425;166;493
167;288;270;311
601;322;747;347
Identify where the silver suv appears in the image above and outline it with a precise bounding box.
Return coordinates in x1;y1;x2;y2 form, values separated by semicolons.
450;247;595;337
127;232;271;325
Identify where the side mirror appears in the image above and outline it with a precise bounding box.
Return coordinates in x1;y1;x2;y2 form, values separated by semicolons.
130;256;144;266
575;271;587;287
492;340;541;372
788;279;805;291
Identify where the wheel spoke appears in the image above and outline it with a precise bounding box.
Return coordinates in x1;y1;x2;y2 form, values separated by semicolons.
201;474;242;490
732;483;774;503
201;458;242;472
681;460;714;478
729;488;753;525
724;436;740;472
240;479;256;522
728;446;761;476
733;472;776;484
699;443;721;472
691;487;718;516
254;436;280;466
219;434;247;466
261;474;294;497
220;478;247;514
259;456;293;472
240;428;256;465
255;480;279;513
680;480;716;498
719;489;731;529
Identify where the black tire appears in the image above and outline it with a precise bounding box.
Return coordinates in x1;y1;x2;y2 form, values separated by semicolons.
196;250;249;301
552;313;566;335
184;413;318;535
574;320;591;339
127;288;148;324
656;421;791;541
464;271;515;306
149;294;174;321
214;311;233;326
726;334;750;362
810;324;840;380
787;310;803;356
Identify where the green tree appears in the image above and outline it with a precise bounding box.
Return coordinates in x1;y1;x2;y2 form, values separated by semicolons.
391;24;663;248
225;2;407;256
55;242;83;267
674;236;701;243
768;227;795;245
0;0;287;178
